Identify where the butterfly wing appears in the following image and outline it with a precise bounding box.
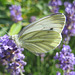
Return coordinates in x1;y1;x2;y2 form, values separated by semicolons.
18;13;66;54
19;13;66;37
19;30;61;53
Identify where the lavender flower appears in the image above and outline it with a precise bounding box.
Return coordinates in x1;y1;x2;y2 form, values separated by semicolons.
64;71;75;75
56;72;61;75
63;1;75;44
69;71;75;75
48;0;62;13
40;53;45;62
0;35;27;75
54;45;75;74
29;16;36;23
9;5;23;22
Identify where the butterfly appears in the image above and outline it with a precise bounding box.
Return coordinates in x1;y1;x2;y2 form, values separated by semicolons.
13;13;66;55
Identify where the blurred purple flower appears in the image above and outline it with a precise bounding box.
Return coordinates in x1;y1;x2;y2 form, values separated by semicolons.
69;71;75;75
40;53;45;62
48;0;62;13
56;72;61;75
64;71;75;75
63;26;69;35
64;2;71;7
9;5;23;22
70;28;75;36
29;16;36;23
0;35;27;75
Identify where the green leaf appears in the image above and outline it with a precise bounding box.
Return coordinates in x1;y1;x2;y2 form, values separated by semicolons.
59;10;64;13
9;22;22;35
36;4;43;10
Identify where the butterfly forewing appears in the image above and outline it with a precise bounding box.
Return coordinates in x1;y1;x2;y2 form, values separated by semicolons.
19;13;66;37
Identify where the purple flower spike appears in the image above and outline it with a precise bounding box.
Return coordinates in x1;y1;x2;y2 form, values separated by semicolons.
0;35;26;75
9;5;23;22
63;1;75;37
54;45;75;75
62;1;75;44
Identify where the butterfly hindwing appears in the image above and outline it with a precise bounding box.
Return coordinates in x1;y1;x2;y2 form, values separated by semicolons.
19;30;61;53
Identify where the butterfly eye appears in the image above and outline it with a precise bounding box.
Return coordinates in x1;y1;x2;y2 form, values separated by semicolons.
50;28;53;30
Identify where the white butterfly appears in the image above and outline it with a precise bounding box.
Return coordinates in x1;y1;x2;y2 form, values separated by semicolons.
13;13;66;54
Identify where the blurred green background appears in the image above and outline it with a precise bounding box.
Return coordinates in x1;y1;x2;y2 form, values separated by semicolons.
0;0;75;75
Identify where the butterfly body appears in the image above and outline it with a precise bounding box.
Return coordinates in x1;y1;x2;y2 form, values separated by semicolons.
13;13;66;54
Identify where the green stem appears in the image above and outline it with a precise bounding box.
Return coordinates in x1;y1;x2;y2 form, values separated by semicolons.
37;56;41;75
20;69;24;75
41;58;45;75
63;70;65;75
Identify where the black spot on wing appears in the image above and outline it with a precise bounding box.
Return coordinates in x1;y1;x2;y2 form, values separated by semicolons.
50;28;53;30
